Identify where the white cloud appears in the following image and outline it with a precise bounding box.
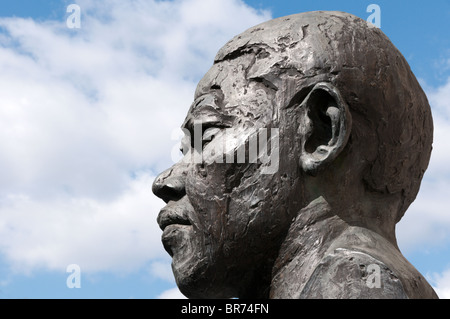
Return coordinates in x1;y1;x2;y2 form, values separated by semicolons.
425;78;450;177
0;0;271;278
429;269;450;299
149;260;175;283
0;172;164;274
158;287;187;299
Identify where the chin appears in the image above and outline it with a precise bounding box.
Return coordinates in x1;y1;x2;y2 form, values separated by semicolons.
170;238;209;298
173;261;221;299
172;248;238;299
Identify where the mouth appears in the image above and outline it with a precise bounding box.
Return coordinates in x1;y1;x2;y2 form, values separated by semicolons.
158;209;191;258
157;200;195;257
157;203;192;231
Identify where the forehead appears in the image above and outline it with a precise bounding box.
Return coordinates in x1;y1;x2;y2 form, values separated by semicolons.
190;48;324;129
194;20;330;101
188;60;260;124
189;11;355;121
186;55;281;130
194;55;254;100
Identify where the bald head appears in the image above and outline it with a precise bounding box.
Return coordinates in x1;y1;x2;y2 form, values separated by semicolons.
209;11;433;224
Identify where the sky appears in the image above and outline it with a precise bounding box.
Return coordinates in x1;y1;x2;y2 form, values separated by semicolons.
0;0;449;299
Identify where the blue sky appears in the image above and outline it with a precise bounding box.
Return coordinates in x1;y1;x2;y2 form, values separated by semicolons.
0;0;449;299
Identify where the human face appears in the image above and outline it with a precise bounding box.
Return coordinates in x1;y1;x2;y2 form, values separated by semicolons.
152;53;302;298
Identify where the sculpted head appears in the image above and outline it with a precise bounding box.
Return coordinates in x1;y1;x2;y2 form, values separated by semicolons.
152;11;433;298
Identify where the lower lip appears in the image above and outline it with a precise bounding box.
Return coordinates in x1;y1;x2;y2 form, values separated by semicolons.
162;223;191;234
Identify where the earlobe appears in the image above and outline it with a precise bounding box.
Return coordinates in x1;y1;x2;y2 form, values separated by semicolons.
299;82;352;176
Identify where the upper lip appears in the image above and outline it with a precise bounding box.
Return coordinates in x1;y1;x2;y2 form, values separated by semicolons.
157;204;191;231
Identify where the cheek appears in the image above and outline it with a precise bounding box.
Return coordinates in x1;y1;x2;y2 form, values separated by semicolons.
227;173;293;244
186;160;291;240
184;163;233;233
185;163;259;238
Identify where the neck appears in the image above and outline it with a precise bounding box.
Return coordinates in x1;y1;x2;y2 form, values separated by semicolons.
269;196;348;298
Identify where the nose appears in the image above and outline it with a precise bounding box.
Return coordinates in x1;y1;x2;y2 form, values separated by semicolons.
152;168;186;203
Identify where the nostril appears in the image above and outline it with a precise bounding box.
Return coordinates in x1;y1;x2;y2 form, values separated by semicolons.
159;185;186;203
152;176;186;203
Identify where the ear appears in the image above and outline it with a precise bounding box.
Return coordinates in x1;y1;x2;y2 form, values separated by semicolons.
299;82;352;176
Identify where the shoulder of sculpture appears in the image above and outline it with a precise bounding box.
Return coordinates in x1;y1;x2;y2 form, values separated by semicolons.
299;248;409;299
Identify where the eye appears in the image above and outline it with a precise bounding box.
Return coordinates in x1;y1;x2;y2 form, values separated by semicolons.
202;127;221;148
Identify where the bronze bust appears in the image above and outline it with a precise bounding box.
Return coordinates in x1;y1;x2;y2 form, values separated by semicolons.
153;11;437;299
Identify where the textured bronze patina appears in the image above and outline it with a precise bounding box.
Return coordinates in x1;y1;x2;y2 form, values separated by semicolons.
153;11;437;299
